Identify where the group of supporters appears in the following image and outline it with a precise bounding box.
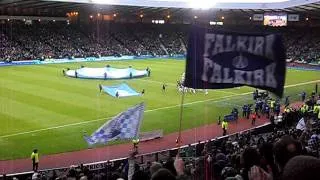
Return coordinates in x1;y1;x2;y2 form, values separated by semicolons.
297;90;320;120
0;22;186;62
221;89;281;131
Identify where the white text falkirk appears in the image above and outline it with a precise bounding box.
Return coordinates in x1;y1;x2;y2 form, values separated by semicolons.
203;33;276;61
201;60;278;88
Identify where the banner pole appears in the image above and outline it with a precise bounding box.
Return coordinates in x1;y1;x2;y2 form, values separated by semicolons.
177;88;186;148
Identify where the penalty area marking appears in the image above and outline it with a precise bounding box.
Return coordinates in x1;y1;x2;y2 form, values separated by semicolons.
0;79;319;139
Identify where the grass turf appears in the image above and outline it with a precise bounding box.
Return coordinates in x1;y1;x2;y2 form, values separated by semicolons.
0;58;319;160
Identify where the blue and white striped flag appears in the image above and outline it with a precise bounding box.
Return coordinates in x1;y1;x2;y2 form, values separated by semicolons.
84;103;145;145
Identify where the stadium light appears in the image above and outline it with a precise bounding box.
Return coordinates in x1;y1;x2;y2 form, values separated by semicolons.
188;0;216;9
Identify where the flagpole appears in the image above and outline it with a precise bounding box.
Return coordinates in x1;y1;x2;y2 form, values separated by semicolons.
177;88;185;148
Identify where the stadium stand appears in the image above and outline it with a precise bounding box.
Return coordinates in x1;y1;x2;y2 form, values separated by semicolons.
1;22;320;64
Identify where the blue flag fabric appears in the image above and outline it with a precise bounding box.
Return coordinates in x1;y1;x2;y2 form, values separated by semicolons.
84;103;144;145
185;26;286;97
102;83;140;98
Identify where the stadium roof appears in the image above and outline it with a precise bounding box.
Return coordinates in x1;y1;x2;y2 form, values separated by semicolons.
1;0;320;19
5;0;318;9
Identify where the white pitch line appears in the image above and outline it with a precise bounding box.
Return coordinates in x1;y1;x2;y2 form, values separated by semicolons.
135;79;239;95
135;79;167;85
0;93;247;139
283;79;320;88
1;79;319;139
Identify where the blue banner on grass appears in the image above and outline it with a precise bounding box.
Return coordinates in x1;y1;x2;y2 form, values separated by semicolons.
102;83;140;97
184;26;286;97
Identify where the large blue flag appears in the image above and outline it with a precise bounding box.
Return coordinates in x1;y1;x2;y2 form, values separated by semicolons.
184;26;286;97
84;103;144;145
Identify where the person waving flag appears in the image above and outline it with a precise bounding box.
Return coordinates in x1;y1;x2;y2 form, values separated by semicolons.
84;103;144;146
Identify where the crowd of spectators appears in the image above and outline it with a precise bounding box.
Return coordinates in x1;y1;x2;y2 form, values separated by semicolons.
2;22;319;63
133;25;166;56
0;22;186;61
284;27;320;64
0;32;31;61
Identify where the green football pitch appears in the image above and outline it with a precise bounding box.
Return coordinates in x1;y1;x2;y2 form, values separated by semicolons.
0;58;319;160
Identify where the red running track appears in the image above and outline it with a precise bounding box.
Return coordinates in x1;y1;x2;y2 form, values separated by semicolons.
0;115;272;175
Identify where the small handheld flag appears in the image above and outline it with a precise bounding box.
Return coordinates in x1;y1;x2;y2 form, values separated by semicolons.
296;118;306;130
84;103;145;145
